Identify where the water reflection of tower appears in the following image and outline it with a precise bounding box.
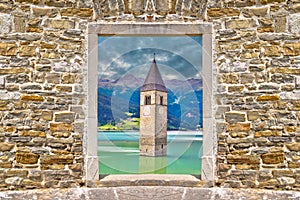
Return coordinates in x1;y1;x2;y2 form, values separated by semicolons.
139;54;168;156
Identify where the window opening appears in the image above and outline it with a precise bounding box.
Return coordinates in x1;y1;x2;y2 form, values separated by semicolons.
160;96;163;105
87;24;214;182
145;96;151;105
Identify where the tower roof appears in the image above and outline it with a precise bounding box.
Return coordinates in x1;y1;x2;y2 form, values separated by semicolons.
141;58;167;92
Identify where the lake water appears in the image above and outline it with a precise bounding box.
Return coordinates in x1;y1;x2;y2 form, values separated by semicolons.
98;131;202;175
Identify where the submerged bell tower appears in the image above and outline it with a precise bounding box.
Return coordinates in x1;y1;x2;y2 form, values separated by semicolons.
140;54;168;156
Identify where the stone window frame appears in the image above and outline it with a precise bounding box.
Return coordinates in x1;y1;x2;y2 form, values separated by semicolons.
86;23;215;182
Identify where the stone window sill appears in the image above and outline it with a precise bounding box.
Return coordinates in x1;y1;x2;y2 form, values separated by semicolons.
87;174;214;187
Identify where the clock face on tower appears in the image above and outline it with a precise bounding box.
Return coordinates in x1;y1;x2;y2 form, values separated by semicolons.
143;106;151;116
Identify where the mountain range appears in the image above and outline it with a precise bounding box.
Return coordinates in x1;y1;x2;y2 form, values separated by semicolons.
98;75;203;130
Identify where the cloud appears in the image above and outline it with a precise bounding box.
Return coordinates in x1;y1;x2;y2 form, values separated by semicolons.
98;36;202;81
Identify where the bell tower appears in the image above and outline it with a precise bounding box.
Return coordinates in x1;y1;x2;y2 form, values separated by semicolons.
140;54;168;156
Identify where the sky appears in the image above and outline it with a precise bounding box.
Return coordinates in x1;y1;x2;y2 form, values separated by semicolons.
98;36;202;82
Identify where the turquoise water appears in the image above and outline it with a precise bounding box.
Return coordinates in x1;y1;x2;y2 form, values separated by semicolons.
98;131;203;175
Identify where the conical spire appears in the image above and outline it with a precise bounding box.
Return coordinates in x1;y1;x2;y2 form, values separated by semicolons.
141;56;167;92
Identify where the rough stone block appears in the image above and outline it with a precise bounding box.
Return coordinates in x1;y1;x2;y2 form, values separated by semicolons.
54;112;75;123
19;130;46;138
21;95;44;102
50;123;74;132
60;8;93;17
257;95;280;102
220;73;239;84
289;14;300;34
226;19;255;29
264;45;281;56
286;142;300;151
228;85;244;93
0;13;12;34
14;16;25;33
0;162;12;168
47;19;75;29
227;154;260;164
45;0;74;7
56;85;73;93
257;27;274;33
262;152;284;164
15;0;41;4
272;169;294;177
255;130;282;137
32;7;58;17
288;162;300;168
284;42;300;56
45;73;61;84
6;169;28;178
225;112;246;123
227;123;251;132
259;179;279;189
16;152;39;164
0;142;14;151
0;43;17;56
260;0;285;4
207;8;240;17
40;155;73;164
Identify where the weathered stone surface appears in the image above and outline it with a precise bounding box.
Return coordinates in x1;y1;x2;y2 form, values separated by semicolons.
225;112;246;123
19;45;36;57
227;123;251;132
54;112;75;123
47;19;75;29
0;142;14;151
16;153;39;164
60;8;93;17
262;153;285;164
21;95;44;102
207;8;240;17
255;130;282;137
0;13;12;34
226;19;255;29
286;142;300;151
244;7;268;17
56;85;72;93
0;43;17;56
32;7;58;17
45;73;60;84
19;131;46;138
283;42;300;56
227;155;260;164
257;95;280;102
0;0;299;192
228;85;244;93
272;169;294;177
14;16;25;33
270;67;300;75
50;123;74;132
15;0;41;4
40;155;73;164
45;0;75;7
264;45;281;56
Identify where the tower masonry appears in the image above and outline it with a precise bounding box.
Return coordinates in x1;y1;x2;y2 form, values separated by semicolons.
140;57;168;157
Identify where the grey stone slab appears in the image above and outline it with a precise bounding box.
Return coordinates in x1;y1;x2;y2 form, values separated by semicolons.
87;188;117;200
115;186;184;200
88;23;213;35
100;174;200;187
183;188;214;200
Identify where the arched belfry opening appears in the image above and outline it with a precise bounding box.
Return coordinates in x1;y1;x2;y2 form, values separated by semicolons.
139;55;168;156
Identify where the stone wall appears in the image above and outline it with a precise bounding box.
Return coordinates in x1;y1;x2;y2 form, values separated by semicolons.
0;0;299;192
